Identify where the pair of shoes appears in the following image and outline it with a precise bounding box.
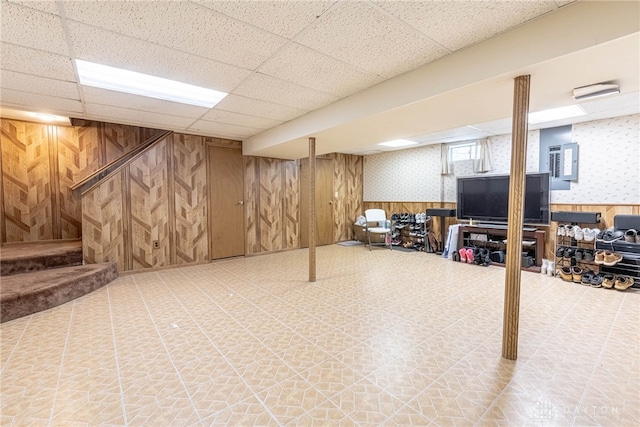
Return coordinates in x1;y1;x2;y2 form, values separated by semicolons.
459;247;475;264
580;269;594;286
557;225;566;236
614;276;634;291
595;250;624;266
624;228;640;243
596;228;625;243
573;226;584;241
590;274;604;288
541;259;556;276
559;266;573;282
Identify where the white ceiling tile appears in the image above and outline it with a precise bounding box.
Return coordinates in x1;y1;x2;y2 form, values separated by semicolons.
1;2;68;55
1;88;82;113
7;0;59;15
0;70;79;99
84;104;196;129
62;1;287;69
257;42;384;98
199;109;281;130
192;0;337;39
7;0;58;15
233;72;339;111
67;22;249;93
187;120;260;138
374;0;558;51
0;42;76;81
81;87;209;119
214;95;307;122
294;1;449;79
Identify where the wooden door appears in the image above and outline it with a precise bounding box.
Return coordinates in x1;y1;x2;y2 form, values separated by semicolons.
208;146;245;259
300;157;333;247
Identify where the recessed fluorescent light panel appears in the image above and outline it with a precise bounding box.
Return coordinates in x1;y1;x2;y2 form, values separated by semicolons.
75;59;227;108
378;139;418;148
528;105;585;124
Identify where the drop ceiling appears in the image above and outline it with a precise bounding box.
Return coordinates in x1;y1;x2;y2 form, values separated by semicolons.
1;0;638;160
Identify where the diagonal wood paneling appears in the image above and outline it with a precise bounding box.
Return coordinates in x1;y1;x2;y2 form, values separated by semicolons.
332;153;348;242
101;123;143;165
259;158;284;253
129;140;170;270
173;134;208;264
283;160;299;249
1;120;54;242
82;172;125;270
56;125;83;239
244;156;260;254
345;154;364;240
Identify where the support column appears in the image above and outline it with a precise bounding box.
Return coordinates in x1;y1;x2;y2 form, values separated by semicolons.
502;75;530;360
308;137;316;282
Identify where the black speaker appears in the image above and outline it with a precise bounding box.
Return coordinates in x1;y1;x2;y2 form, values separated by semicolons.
551;211;601;224
614;215;640;230
426;208;456;217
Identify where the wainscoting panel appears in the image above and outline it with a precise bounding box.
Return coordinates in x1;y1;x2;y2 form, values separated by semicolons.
173;134;209;264
101;123;143;165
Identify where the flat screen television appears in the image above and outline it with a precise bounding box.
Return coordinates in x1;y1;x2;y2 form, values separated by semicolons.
456;173;550;225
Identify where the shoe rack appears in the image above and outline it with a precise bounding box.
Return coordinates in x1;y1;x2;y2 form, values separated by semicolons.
391;213;429;251
554;225;600;276
595;215;640;289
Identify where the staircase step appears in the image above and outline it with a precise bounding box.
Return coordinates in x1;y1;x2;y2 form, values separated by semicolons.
1;262;117;323
0;239;82;276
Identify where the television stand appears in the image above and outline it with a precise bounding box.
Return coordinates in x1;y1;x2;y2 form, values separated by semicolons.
457;225;546;272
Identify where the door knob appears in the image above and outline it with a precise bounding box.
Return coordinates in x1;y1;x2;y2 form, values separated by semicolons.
238;201;244;205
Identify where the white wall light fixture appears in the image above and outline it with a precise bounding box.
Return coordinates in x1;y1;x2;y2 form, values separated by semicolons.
573;82;620;101
75;59;227;108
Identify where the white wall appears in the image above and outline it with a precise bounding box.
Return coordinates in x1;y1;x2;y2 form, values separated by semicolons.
363;113;640;204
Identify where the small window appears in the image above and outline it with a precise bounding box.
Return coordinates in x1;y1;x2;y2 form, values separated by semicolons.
449;142;478;162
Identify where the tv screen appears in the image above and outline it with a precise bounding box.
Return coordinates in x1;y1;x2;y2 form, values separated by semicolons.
456;173;550;225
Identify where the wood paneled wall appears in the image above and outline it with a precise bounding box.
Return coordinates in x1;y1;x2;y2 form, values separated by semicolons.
244;157;299;255
244;153;364;255
332;153;363;242
82;133;211;271
0;119;156;244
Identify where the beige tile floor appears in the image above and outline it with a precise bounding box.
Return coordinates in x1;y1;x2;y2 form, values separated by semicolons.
1;244;638;426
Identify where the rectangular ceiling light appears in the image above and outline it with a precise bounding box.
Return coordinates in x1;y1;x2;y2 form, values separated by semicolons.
378;139;418;148
75;59;227;108
528;105;585;124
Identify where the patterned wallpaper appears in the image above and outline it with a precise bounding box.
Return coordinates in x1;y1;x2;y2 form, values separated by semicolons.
555;114;639;204
364;113;639;204
363;143;441;201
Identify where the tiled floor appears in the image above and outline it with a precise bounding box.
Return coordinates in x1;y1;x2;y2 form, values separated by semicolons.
1;244;638;426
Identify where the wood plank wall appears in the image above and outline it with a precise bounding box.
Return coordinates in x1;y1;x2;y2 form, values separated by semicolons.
244;153;364;255
0;119;157;243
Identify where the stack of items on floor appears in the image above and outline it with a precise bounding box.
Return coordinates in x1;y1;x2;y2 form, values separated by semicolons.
452;247;494;266
390;213;434;251
548;223;639;291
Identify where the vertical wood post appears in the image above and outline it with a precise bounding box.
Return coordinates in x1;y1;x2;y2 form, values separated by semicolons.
308;137;316;282
502;75;531;360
